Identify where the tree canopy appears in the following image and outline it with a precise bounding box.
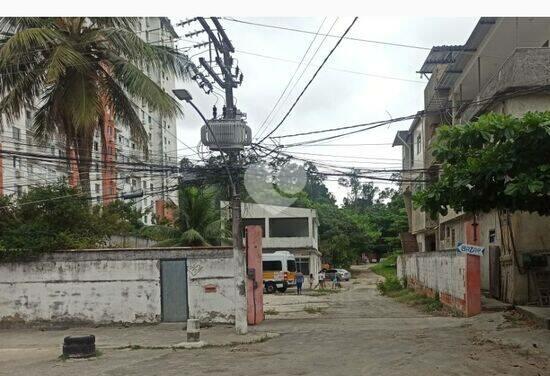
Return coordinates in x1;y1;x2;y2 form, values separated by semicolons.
414;112;550;218
0;17;190;195
0;183;145;259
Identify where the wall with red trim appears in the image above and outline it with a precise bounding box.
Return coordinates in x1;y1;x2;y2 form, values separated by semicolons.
397;251;481;317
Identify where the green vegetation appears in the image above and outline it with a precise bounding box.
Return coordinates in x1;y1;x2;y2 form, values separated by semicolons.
372;252;444;314
308;288;341;297
371;252;400;280
0;17;190;196
414;112;550;217
291;164;408;269
139;186;230;246
0;183;146;260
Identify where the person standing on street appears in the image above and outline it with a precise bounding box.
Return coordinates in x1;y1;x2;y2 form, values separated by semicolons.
316;270;326;289
296;271;304;295
308;273;314;290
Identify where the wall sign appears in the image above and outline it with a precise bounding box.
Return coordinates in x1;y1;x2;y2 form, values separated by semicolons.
457;242;485;256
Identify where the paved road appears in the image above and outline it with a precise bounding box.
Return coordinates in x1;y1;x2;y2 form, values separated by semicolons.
1;266;548;376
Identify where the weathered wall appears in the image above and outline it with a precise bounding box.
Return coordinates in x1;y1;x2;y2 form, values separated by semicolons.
397;251;481;316
0;247;236;326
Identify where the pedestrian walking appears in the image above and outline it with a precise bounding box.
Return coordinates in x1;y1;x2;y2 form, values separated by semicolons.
331;273;339;289
308;273;314;290
315;270;326;289
296;271;304;295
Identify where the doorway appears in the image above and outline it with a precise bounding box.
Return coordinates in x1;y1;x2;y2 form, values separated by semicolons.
160;259;189;322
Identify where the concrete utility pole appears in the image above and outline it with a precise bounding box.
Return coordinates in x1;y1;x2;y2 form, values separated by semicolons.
178;17;250;334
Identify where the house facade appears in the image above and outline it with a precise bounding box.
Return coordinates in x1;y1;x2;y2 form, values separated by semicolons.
222;201;322;277
394;17;550;304
0;17;179;224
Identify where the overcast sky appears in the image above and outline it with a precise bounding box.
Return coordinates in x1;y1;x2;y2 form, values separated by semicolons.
172;17;479;204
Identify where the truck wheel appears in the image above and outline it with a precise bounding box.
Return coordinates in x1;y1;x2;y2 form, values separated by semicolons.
265;282;277;294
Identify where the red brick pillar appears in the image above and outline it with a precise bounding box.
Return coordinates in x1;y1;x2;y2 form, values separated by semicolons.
465;254;481;317
246;225;264;325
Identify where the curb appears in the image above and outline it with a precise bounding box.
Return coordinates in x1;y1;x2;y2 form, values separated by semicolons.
107;332;280;351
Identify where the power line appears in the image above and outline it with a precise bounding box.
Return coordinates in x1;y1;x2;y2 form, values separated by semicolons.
235;49;425;84
273;84;550;147
223;17;431;51
256;17;340;141
258;17;359;144
254;17;328;139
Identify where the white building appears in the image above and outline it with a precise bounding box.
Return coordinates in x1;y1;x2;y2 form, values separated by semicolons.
0;17;179;224
222;201;322;276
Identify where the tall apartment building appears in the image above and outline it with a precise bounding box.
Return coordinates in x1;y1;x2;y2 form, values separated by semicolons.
393;17;550;304
0;17;179;225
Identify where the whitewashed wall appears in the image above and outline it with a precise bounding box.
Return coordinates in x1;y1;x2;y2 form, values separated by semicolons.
0;247;236;325
397;251;466;300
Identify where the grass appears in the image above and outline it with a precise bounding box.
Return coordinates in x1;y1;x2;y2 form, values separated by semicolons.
370;253;399;280
308;288;342;297
264;308;279;316
303;306;324;314
371;252;446;314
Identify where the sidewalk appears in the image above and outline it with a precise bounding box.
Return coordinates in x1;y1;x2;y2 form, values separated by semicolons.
0;323;279;351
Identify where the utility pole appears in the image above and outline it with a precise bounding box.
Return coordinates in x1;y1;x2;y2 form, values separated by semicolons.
180;17;250;334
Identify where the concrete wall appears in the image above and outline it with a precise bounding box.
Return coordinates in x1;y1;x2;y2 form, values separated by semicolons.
0;247;236;326
397;251;481;316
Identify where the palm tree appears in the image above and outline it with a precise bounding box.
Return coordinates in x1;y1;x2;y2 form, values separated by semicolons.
140;186;230;246
0;17;189;196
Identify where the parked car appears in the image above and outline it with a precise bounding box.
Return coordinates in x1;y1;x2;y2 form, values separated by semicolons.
324;268;351;282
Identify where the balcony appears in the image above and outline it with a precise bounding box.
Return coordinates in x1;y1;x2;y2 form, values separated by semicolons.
460;48;550;122
424;65;451;111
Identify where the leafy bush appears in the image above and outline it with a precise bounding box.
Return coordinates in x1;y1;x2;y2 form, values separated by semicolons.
376;277;403;295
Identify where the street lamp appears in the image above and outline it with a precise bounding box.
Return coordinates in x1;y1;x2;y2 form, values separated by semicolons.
173;88;248;335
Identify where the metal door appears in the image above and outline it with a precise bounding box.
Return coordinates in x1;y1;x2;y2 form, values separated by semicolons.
161;259;188;322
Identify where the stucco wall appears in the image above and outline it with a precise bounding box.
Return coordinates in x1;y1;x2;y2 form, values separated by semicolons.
0;247;236;326
397;251;481;316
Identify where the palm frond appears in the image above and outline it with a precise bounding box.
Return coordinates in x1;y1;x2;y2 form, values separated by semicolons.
0;27;63;69
107;56;182;118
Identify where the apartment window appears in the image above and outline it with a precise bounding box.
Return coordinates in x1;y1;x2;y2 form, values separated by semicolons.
269;218;309;238
12;127;20;141
416;134;421;155
148;116;152;124
489;229;496;244
132;142;136;150
94;141;99;151
95;184;100;193
150;183;154;190
143;181;146;190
